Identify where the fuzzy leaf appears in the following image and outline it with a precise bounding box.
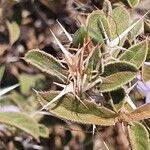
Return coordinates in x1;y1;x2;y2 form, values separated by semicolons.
126;0;139;8
109;5;130;40
0;112;39;139
38;124;49;138
98;61;138;92
6;21;20;45
120;41;148;68
87;10;110;44
142;62;150;82
129;103;150;121
109;12;148;48
37;91;116;126
128;122;149;150
24;49;68;82
127;19;143;42
73;27;86;47
19;73;45;95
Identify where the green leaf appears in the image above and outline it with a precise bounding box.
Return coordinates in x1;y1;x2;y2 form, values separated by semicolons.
126;0;139;8
0;65;5;82
127;19;143;42
38;124;49;138
87;10;110;44
128;122;149;150
142;62;150;82
120;41;148;68
73;27;86;47
110;88;126;112
37;91;116;126
98;61;138;92
6;21;20;45
109;5;130;40
19;73;45;95
24;49;68;82
0;112;39;139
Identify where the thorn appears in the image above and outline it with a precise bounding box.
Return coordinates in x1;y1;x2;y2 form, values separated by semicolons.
92;124;96;135
75;95;89;109
56;20;73;42
50;29;72;62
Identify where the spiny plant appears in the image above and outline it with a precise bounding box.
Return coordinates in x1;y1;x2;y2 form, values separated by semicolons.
24;3;150;150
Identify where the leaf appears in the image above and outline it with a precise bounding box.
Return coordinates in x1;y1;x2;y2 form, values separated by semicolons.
5;91;27;109
37;91;116;126
142;62;150;82
110;88;126;112
109;11;149;48
73;27;86;47
126;0;139;8
120;41;148;68
108;5;130;40
98;61;138;92
0;112;39;139
19;73;45;95
0;65;5;82
87;10;110;44
6;21;20;45
127;19;143;42
24;49;68;82
128;122;149;150
129;103;150;121
38;124;49;138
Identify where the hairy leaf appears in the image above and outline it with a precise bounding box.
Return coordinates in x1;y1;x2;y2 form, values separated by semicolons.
19;73;45;95
6;21;20;45
128;19;143;42
0;112;39;139
128;122;149;150
129;103;150;121
37;91;116;126
98;61;138;92
24;49;68;82
109;12;148;48
120;41;148;68
38;124;49;138
87;10;110;44
126;0;139;8
109;5;129;40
